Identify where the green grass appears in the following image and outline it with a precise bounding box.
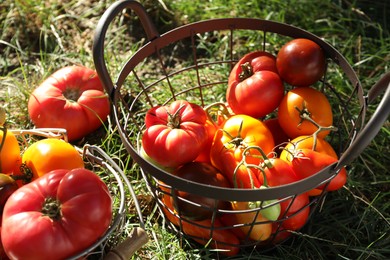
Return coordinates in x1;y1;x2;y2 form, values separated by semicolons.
1;0;389;259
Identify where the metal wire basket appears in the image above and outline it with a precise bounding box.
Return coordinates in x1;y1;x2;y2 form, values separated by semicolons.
93;0;390;254
7;128;148;259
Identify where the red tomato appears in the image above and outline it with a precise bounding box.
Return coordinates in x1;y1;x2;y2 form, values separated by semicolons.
279;193;310;230
0;129;20;174
258;158;299;187
1;168;112;260
142;100;208;168
28;66;110;141
210;115;274;189
278;86;333;138
227;51;284;118
290;148;347;191
276;38;326;86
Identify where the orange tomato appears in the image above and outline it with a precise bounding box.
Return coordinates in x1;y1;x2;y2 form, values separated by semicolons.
0;129;21;174
278;86;333;139
210;114;274;189
22;138;84;180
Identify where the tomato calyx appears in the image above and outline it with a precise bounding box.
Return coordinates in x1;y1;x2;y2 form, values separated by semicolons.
238;62;254;81
166;104;186;129
10;163;33;184
62;87;82;102
223;120;245;149
41;197;62;221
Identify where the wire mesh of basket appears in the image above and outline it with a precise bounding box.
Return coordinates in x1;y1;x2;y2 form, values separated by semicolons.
5;128;147;259
93;0;390;253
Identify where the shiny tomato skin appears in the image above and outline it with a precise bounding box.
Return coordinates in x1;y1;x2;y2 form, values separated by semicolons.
276;38;326;86
1;168;112;260
28;66;110;141
227;70;285;119
280;135;338;163
210;114;275;189
22;138;84;180
172;162;231;221
278;86;333;139
0;130;20;174
291;148;347;191
258;158;299;187
142;100;208;168
236;51;278;74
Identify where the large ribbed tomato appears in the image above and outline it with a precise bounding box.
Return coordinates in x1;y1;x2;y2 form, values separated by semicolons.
28;66;110;141
142;100;208;168
1;168;112;260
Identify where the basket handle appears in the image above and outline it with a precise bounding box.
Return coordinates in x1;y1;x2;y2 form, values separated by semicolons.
93;0;159;98
336;71;390;170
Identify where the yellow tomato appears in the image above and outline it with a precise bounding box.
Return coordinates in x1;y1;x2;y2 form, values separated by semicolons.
22;138;84;180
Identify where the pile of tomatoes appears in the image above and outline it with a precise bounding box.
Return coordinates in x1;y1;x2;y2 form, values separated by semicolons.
0;115;113;259
141;38;347;256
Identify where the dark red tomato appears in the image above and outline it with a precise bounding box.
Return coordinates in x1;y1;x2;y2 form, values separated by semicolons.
276;38;326;86
227;51;284;118
0;174;18;214
263;118;290;155
172;162;231;221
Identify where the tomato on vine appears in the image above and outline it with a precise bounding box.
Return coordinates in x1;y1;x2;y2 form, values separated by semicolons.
210;114;274;189
278;86;334;139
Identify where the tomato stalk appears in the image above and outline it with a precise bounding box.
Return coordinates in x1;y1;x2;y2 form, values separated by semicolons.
234;146;281;221
294;103;337;150
41;197;62;220
238;62;254;81
204;102;233;128
166;104;186;129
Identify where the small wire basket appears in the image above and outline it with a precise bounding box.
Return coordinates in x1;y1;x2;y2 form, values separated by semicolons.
93;0;390;254
6;128;148;259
